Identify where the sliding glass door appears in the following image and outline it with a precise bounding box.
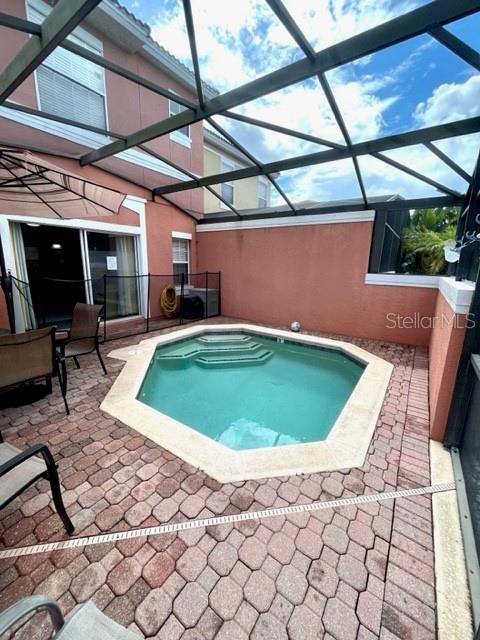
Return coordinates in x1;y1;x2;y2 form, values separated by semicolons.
10;223;141;330
87;231;139;320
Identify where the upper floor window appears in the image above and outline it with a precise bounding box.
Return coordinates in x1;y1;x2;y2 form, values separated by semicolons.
220;158;235;206
258;178;268;208
27;0;107;129
169;98;191;142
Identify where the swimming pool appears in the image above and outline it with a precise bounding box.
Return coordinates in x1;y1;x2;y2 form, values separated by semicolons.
101;324;393;482
138;333;365;451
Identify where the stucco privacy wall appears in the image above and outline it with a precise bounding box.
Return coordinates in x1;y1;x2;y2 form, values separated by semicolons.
428;285;470;441
196;218;438;346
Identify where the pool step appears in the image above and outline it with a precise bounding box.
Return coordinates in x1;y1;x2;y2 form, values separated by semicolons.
155;339;261;361
197;334;251;344
196;348;273;368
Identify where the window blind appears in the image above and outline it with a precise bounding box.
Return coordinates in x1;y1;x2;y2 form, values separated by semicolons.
36;66;106;129
28;2;106;128
172;238;189;263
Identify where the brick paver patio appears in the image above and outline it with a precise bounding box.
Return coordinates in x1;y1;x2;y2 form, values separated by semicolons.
0;318;437;639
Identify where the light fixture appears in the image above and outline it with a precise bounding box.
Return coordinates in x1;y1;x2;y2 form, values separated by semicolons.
27;223;40;227
51;243;62;250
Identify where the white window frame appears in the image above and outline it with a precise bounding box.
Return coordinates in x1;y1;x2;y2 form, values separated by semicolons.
27;0;109;131
258;177;268;208
169;94;191;148
219;158;235;208
172;236;190;283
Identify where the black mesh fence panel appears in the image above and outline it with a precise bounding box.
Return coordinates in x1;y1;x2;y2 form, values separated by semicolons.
5;272;220;340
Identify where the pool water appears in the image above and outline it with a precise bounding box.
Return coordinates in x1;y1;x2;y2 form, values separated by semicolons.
138;333;365;451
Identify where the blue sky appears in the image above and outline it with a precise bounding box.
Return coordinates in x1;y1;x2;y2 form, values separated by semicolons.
122;0;480;205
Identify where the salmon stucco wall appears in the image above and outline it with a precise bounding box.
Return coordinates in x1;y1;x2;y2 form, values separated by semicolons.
428;291;467;441
196;221;438;346
146;200;197;318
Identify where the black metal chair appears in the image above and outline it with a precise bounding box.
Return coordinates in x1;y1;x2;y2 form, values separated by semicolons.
0;595;140;638
0;326;69;415
56;303;107;381
0;432;74;534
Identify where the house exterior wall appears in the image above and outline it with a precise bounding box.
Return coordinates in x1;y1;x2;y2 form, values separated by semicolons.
0;0;204;213
203;146;269;213
428;291;467;441
196;219;438;346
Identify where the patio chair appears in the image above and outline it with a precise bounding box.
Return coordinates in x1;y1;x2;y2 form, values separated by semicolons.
0;433;74;534
57;303;107;378
0;326;69;415
0;595;140;639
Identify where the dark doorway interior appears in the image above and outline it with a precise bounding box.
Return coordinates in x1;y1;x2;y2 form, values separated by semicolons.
21;224;86;328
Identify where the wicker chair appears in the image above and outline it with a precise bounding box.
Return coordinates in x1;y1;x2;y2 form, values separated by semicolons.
0;326;68;414
0;596;140;639
57;303;106;379
0;432;74;534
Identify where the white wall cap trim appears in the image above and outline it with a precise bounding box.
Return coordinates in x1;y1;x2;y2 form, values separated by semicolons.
365;273;439;288
197;210;375;232
364;274;476;309
172;231;192;240
438;276;474;315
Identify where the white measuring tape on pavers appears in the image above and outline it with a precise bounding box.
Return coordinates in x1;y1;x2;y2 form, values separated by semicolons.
0;482;455;559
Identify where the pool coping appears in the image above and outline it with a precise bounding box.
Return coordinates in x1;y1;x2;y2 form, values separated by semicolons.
101;324;393;482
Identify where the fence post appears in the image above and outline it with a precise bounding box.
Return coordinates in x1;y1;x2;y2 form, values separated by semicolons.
179;271;184;326
103;274;107;342
3;273;15;333
205;271;209;319
146;273;150;334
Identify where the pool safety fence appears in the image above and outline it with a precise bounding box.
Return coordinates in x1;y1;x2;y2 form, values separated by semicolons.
4;271;221;341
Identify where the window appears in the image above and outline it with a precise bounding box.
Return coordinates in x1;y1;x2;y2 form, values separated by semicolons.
220;158;235;206
169;99;191;140
258;178;268;208
28;1;107;129
172;238;189;284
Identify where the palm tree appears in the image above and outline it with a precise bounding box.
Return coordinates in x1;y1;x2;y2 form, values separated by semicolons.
401;207;458;275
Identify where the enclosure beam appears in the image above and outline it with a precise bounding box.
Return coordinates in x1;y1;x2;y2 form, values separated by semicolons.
265;0;368;205
373;152;461;197
62;42;197;109
424;142;472;183
154;116;480;195
0;13;41;35
0;14;198;109
0;0;102;104
182;0;204;109
207;118;296;213
430;26;480;71
198;195;463;224
80;0;479;165
223;112;345;150
3;101;126;140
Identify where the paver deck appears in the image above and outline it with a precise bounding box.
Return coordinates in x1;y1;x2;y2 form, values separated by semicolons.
0;318;438;639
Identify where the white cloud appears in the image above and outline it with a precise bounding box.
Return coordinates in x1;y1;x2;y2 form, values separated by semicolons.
281;0;425;52
414;74;480;126
149;1;303;92
144;0;476;205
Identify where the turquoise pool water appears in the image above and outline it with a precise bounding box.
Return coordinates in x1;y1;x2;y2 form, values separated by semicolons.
138;333;364;451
